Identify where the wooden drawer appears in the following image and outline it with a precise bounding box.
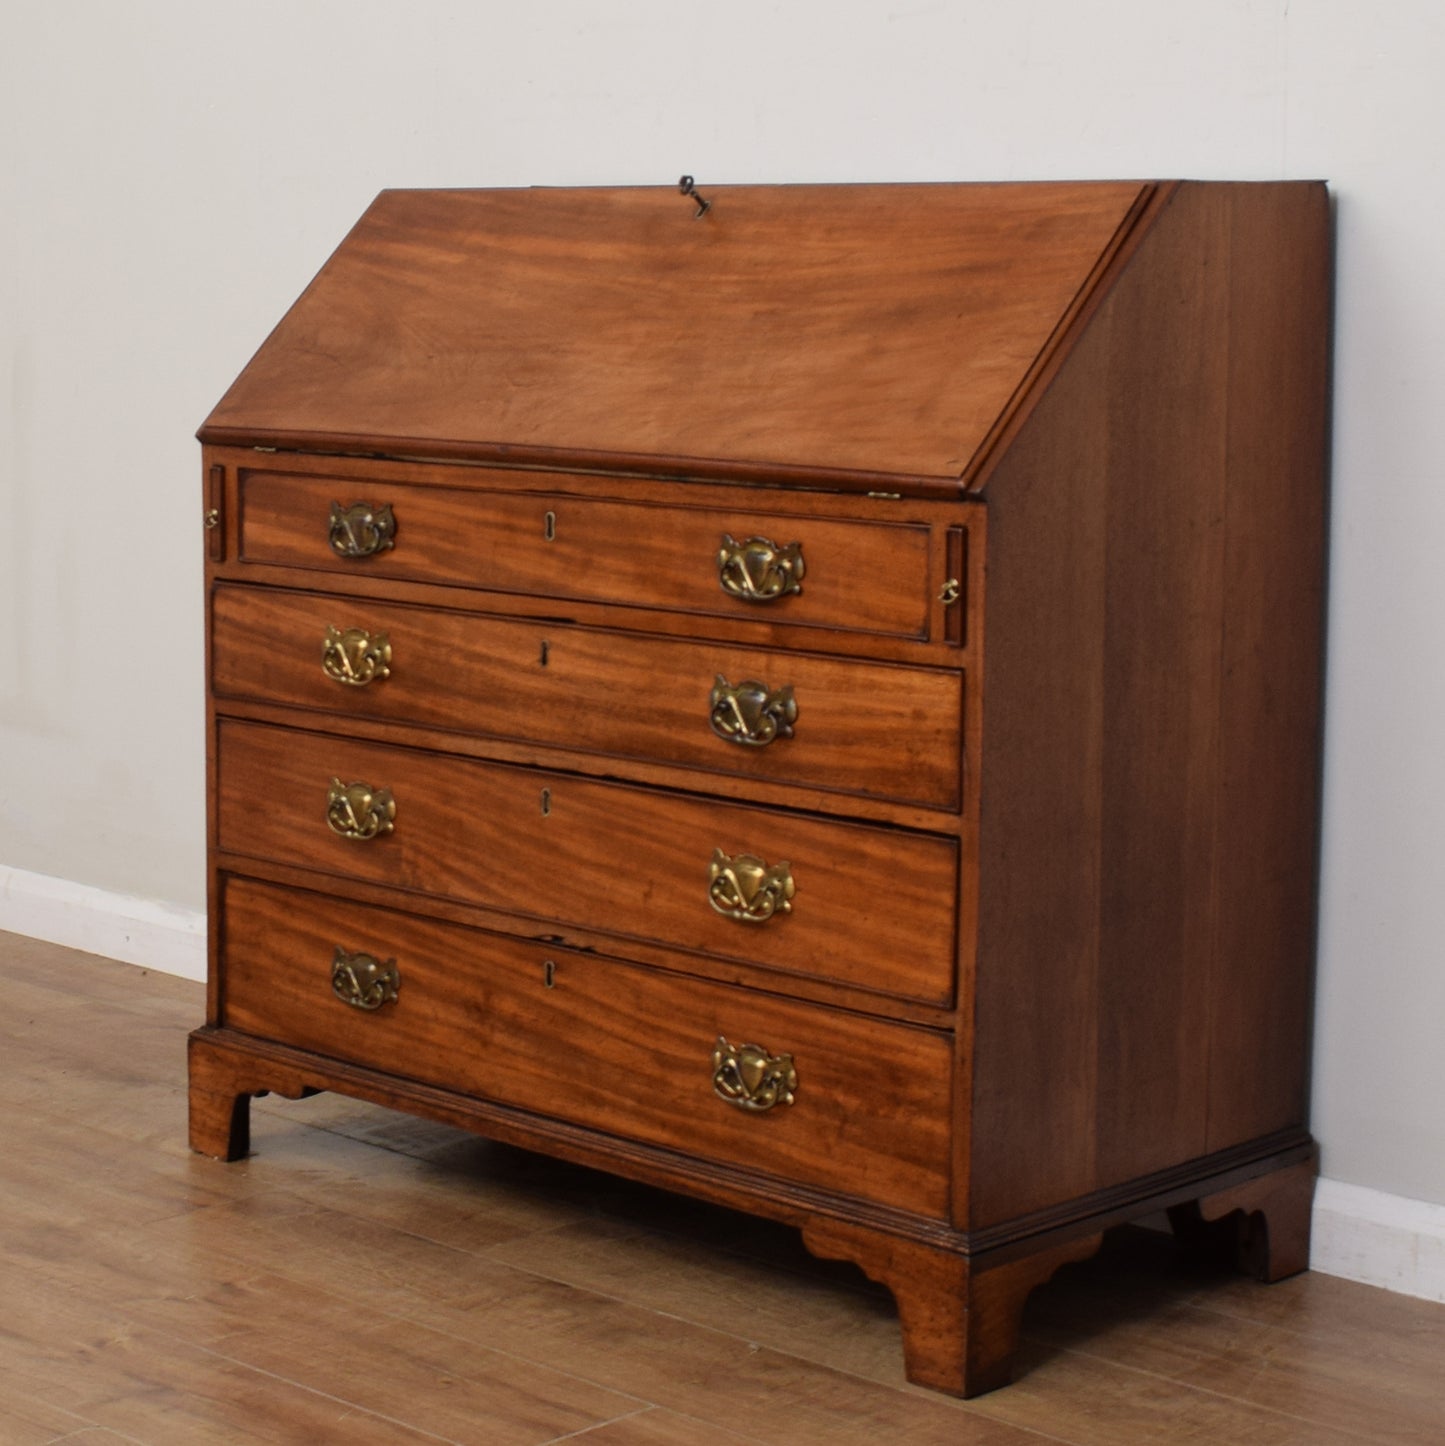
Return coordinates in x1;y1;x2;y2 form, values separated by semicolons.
237;469;941;641
220;876;953;1216
212;585;964;810
216;720;958;1006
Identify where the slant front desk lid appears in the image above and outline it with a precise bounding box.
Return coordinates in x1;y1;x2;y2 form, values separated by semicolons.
201;181;1155;491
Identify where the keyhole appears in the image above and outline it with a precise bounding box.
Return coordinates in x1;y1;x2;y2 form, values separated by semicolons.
543;959;556;988
544;510;556;541
540;788;551;817
540;640;549;667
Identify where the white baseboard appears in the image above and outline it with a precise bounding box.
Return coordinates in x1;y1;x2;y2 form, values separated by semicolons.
1310;1177;1445;1303
0;864;206;982
3;864;1444;1302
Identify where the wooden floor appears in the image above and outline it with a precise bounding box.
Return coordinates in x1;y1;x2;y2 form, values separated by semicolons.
3;933;1443;1446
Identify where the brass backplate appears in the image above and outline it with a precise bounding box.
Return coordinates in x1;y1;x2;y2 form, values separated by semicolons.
328;500;396;558
717;534;805;602
322;625;392;686
325;777;396;841
712;1035;798;1111
708;848;794;923
709;675;797;747
331;947;400;1010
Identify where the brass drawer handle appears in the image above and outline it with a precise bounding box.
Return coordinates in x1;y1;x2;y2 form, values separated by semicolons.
331;947;400;1010
708;848;794;923
712;1036;797;1111
328;500;396;558
717;534;804;602
326;777;396;840
322;625;392;686
709;675;796;747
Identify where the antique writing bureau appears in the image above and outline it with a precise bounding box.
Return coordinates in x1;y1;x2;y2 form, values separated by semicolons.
190;180;1330;1396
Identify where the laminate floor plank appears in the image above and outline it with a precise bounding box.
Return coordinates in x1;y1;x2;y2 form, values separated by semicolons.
3;932;1444;1445
131;1192;1042;1445
479;1213;905;1380
399;1286;1047;1446
546;1407;768;1445
0;1390;100;1445
1021;1225;1445;1443
0;1264;455;1446
40;1431;149;1444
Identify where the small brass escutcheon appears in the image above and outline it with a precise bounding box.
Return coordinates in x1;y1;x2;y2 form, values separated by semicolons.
708;848;794;923
712;1036;798;1112
322;625;392;686
717;534;805;602
709;675;797;747
326;777;396;841
328;500;396;558
331;947;400;1010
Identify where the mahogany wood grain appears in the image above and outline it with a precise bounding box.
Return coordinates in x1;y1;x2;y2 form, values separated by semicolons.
1088;182;1230;1186
192;179;1330;1400
1205;182;1330;1150
970;181;1329;1228
219;876;954;1215
238;467;940;641
215;719;959;1005
201;182;1149;483
1168;1154;1317;1282
802;1219;1105;1398
211;583;966;810
208;852;958;1028
206;445;986;669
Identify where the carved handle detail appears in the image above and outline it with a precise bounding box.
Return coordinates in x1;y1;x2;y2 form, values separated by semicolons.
708;848;794;923
709;675;796;747
326;777;396;841
331;947;400;1010
328;501;396;558
717;534;805;602
322;625;392;686
712;1036;798;1111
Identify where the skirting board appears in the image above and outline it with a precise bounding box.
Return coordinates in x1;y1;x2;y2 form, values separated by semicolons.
2;863;1443;1304
0;863;206;983
1310;1178;1445;1304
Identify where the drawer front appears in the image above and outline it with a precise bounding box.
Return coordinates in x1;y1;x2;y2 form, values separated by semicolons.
221;877;953;1216
212;585;963;810
216;720;957;1006
237;470;939;640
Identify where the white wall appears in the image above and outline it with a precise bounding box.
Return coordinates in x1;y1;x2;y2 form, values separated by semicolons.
3;2;1443;1218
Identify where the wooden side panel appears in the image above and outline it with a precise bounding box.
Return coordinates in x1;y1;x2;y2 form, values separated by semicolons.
1206;185;1330;1147
1092;188;1232;1187
970;184;1328;1229
965;317;1110;1225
